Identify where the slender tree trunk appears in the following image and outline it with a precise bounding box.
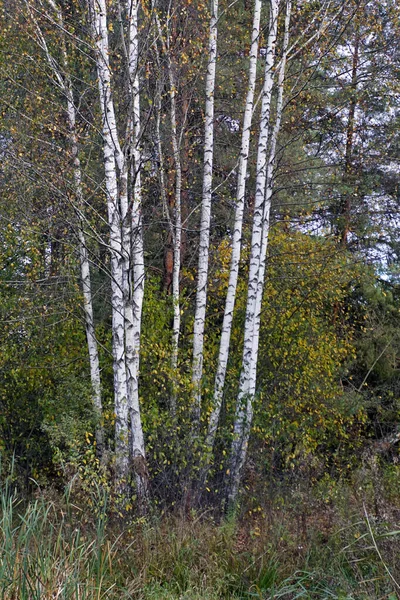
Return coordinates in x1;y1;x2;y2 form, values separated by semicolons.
154;10;182;413
205;0;262;465
154;78;172;246
249;0;291;394
66;87;104;454
90;0;130;488
191;0;218;426
29;0;105;454
180;92;190;266
226;0;280;510
169;51;182;388
125;0;148;504
340;27;359;247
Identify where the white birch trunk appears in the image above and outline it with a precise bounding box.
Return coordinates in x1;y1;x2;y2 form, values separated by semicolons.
154;80;172;235
169;53;182;387
124;0;148;503
154;11;182;414
227;0;280;509
192;0;218;425
205;0;262;458
90;0;130;486
249;0;291;394
66;89;104;453
30;0;104;453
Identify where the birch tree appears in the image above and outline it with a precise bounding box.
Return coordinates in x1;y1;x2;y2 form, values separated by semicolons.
90;0;130;488
204;0;262;462
25;0;104;454
249;0;292;397
226;0;281;509
166;24;182;394
94;0;148;499
191;0;218;425
124;0;148;501
90;0;147;497
339;20;360;247
154;7;182;413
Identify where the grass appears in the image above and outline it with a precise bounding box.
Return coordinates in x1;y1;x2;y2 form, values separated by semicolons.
1;478;400;599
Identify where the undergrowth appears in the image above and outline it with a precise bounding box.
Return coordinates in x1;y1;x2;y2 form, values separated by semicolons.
1;477;400;599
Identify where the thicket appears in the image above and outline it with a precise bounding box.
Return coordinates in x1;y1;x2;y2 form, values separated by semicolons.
0;226;380;494
2;221;400;596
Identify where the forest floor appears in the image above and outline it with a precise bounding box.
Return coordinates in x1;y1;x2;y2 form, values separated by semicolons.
1;475;400;599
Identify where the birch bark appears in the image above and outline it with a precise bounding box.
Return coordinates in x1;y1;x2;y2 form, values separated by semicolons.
154;11;182;414
65;76;104;454
249;0;292;395
90;0;130;486
226;0;280;509
340;25;360;247
28;0;104;454
205;0;262;459
168;41;182;390
124;0;148;502
191;0;218;425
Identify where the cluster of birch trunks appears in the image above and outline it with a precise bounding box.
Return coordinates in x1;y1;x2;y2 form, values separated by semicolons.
26;0;340;508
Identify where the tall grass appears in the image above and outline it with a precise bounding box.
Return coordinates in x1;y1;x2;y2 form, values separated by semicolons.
0;481;119;599
1;479;399;599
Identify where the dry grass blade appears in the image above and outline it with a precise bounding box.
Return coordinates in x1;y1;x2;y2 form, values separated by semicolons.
363;503;400;594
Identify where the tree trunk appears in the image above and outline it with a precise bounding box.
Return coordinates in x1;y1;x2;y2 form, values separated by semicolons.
154;10;182;414
125;0;148;505
191;0;218;426
31;0;105;455
226;0;281;511
204;0;262;468
90;0;130;490
66;85;104;455
339;27;359;247
249;0;291;394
